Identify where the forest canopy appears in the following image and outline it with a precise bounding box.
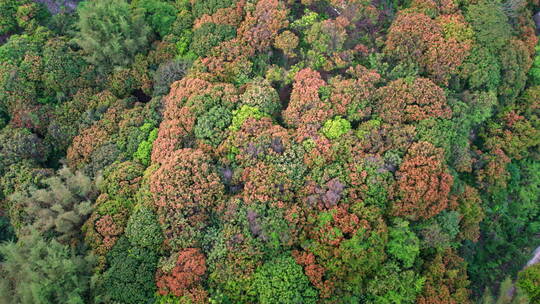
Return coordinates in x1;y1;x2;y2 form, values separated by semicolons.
0;0;539;303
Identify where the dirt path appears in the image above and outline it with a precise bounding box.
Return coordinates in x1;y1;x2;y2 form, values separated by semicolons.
525;246;540;267
507;246;540;297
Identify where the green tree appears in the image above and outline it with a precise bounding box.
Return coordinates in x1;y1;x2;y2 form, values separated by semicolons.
191;0;235;18
132;0;176;38
42;37;92;100
194;105;232;147
74;0;150;71
100;237;159;304
466;160;540;296
253;254;318;304
465;2;512;52
0;0;22;35
387;219;420;268
366;262;424;304
530;43;540;86
190;22;236;58
0;229;95;304
125;205;163;250
133;128;158;166
9;166;97;242
321;116;351;140
517;264;540;303
481;277;530;304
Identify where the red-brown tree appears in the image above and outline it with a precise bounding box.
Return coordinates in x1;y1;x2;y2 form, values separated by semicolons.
392;141;454;220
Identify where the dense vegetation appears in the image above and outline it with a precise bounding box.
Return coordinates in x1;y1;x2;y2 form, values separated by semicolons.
0;0;539;303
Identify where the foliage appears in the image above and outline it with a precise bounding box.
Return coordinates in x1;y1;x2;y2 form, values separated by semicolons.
517;264;540;303
230;105;266;132
240;78;281;116
376;77;451;124
100;236;158;304
252;254;318;304
465;2;512;52
466;159;540;295
392;141;453;220
191;0;235;18
74;0;150;71
156;248;207;302
387;219;420;268
0;127;48;173
0;215;15;246
530;43;540;86
321;116;351;140
99;161;144;205
134;128;158;166
417;250;472;304
0;229;95;304
0;0;538;302
9;166;97;242
365;262;424;304
125;205;163;249
194;105;232;147
153;60;191;96
0;0;20;35
481;276;530;304
191;23;236;58
150;148;224;249
133;0;176;38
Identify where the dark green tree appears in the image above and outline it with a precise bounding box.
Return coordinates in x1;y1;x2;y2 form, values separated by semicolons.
100;237;159;304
